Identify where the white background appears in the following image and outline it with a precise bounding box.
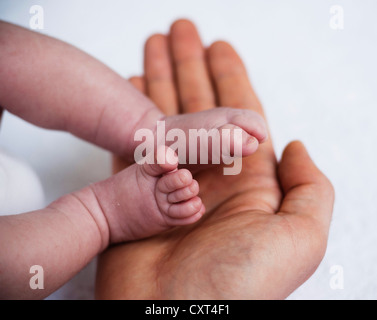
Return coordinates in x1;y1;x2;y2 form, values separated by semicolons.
1;0;376;299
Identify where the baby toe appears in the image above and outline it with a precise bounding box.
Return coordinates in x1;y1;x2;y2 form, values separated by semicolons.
167;196;203;219
157;169;193;194
167;180;199;203
164;209;204;227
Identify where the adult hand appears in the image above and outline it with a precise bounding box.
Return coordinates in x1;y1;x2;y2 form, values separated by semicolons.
96;20;334;299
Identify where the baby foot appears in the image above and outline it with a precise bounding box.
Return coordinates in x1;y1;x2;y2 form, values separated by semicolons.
147;154;205;227
92;147;204;243
163;107;268;159
132;107;268;167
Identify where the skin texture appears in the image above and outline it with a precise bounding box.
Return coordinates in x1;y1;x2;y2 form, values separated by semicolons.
96;19;335;300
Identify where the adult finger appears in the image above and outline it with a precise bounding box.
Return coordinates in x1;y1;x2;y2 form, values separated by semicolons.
208;40;276;171
169;19;216;113
129;76;146;93
144;34;179;116
208;41;265;117
278;141;335;230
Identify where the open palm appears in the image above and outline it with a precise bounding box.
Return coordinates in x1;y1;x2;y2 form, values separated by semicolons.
96;20;334;299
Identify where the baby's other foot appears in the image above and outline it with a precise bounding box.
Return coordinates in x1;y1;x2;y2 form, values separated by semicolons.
162;107;268;164
91;147;204;243
141;147;205;227
155;168;204;226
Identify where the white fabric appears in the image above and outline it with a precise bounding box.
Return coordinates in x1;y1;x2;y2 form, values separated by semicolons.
0;149;45;215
